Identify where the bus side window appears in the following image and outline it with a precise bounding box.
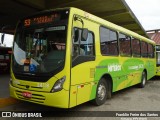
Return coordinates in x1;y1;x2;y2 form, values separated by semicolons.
119;33;131;57
141;41;148;57
84;32;94;56
148;43;154;58
100;26;118;56
72;27;94;59
132;37;140;57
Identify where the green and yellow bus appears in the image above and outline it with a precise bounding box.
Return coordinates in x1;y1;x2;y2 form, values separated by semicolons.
10;7;156;108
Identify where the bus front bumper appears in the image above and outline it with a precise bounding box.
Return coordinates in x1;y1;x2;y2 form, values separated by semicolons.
9;84;69;108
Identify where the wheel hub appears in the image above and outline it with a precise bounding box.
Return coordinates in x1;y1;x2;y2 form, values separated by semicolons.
98;84;106;100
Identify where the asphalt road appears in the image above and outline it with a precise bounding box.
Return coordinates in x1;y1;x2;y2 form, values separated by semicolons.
0;73;10;98
0;74;160;120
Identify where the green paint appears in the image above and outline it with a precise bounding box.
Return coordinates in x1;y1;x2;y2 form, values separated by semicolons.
89;57;155;100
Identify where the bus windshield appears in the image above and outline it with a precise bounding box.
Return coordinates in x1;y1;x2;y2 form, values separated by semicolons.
12;9;69;76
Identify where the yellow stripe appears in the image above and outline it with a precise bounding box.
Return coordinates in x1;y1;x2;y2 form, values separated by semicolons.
0;97;19;108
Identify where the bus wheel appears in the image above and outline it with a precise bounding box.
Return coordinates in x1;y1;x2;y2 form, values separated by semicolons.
139;71;147;88
93;78;108;106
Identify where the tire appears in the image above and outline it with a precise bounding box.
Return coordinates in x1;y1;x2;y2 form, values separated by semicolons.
93;78;109;106
139;71;147;88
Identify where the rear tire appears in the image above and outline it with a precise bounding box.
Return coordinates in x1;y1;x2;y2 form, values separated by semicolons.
139;71;147;88
93;78;109;106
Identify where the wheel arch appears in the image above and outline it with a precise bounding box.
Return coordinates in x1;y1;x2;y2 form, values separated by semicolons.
143;69;147;80
100;73;113;94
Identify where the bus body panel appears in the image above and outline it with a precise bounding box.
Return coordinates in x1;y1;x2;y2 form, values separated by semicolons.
69;7;155;106
94;57;155;92
70;12;99;106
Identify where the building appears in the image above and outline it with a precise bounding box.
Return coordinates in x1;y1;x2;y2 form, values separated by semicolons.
147;29;160;44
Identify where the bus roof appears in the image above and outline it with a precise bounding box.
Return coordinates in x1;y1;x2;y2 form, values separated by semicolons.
70;7;155;45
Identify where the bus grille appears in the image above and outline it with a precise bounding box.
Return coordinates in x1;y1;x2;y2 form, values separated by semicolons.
15;90;46;103
14;73;51;82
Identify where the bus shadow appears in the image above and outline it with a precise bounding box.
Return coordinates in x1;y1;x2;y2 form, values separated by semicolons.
150;76;160;81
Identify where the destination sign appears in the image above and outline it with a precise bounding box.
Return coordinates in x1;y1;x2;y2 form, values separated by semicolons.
24;14;60;27
23;10;69;27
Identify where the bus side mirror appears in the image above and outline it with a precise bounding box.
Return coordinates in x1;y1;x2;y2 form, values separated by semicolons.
81;28;88;41
74;29;79;42
1;33;5;44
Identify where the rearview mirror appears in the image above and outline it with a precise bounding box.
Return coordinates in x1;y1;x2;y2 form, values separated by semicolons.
74;29;80;42
81;28;88;41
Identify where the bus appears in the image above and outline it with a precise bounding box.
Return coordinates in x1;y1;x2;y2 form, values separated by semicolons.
10;7;156;108
156;45;160;75
0;47;12;73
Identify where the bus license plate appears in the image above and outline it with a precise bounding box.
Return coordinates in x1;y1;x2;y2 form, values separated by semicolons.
22;92;32;98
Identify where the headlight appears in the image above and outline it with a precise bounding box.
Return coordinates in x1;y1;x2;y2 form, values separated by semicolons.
51;76;66;92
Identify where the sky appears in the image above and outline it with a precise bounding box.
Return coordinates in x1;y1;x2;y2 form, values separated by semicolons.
125;0;160;31
1;0;160;47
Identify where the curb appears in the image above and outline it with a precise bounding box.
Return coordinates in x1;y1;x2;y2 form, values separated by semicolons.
0;97;19;108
